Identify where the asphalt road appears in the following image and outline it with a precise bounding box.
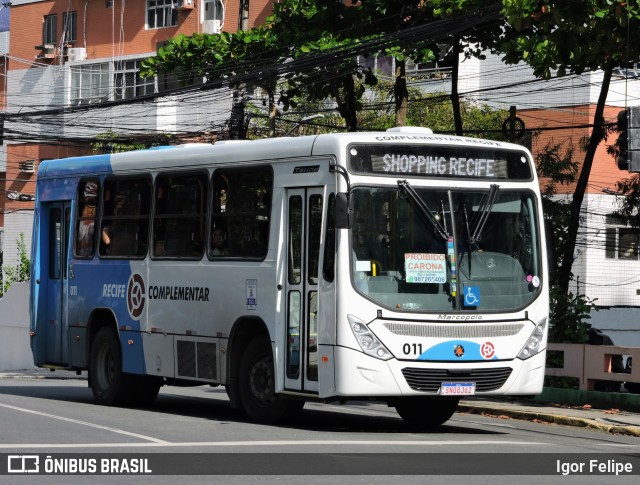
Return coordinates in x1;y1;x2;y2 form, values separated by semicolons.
0;377;638;484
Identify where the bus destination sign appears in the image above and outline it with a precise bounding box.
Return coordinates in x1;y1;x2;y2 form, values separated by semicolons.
380;153;496;178
348;144;532;180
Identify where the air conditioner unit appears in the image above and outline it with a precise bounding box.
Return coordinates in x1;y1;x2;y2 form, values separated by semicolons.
202;19;222;34
67;47;87;62
173;0;194;10
19;160;36;173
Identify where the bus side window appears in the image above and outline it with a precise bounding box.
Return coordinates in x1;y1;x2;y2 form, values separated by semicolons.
152;172;207;259
99;177;151;258
210;167;273;259
75;179;99;258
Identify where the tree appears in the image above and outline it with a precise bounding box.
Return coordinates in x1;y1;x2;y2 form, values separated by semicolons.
91;131;169;153
249;76;509;138
270;0;379;132
357;1;438;127
1;234;30;297
141;28;285;138
616;174;640;224
431;0;640;298
535;139;597;344
141;1;500;135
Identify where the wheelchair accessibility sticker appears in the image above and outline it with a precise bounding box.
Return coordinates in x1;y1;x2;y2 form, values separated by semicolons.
464;286;480;306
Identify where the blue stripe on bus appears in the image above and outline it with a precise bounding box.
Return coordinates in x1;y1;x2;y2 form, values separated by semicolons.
39;154;112;177
69;260;146;374
417;341;499;361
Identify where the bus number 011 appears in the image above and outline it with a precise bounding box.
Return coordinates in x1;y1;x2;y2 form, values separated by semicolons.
403;343;423;355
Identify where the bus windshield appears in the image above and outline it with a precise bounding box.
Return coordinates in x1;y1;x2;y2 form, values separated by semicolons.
351;185;541;312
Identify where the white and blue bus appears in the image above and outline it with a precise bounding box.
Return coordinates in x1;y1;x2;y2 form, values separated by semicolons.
30;127;550;427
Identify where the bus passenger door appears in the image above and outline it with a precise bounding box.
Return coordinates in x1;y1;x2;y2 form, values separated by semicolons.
284;188;323;393
41;202;72;364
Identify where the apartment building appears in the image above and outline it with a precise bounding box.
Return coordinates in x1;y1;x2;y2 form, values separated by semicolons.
1;0;274;270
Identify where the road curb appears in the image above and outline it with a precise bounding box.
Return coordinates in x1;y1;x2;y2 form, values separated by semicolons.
458;403;640;437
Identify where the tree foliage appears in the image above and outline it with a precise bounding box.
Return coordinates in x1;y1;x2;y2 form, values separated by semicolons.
1;234;30;297
430;1;640;302
534;139;598;343
91;131;162;154
269;0;379;132
141;28;283;137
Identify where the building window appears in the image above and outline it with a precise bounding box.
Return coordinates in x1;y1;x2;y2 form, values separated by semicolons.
204;0;224;21
157;71;180;92
70;63;110;106
605;215;640;260
147;0;178;29
43;14;57;45
114;60;156;100
62;11;77;43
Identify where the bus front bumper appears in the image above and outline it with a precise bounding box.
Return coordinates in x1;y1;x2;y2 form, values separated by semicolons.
328;345;546;398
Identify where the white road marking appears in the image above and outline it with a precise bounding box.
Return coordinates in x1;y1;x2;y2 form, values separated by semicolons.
0;402;168;444
600;443;640;448
0;440;538;449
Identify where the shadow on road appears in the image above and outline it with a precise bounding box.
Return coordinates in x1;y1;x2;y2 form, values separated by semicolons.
0;380;503;436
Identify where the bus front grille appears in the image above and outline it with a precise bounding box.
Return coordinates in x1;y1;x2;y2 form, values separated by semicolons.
401;367;512;392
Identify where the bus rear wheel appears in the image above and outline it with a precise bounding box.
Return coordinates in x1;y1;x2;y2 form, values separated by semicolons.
89;327;135;406
395;397;460;428
238;337;303;424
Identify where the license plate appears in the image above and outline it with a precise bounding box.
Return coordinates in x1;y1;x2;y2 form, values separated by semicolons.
439;382;476;396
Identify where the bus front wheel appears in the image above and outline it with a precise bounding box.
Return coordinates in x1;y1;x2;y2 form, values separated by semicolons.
130;376;162;407
238;337;303;424
89;327;134;406
395;397;460;428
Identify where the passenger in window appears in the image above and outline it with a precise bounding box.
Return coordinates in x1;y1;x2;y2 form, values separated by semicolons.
212;228;228;256
76;205;96;257
101;222;118;255
101;197;135;256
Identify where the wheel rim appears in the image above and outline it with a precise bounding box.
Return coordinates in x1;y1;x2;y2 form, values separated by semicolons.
248;355;275;405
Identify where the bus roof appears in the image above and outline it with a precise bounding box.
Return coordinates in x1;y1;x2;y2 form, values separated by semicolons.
37;129;527;178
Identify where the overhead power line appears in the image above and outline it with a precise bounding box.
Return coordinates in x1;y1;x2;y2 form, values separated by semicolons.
3;6;503;123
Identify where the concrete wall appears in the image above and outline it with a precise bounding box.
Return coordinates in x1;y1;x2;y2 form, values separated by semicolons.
0;281;34;370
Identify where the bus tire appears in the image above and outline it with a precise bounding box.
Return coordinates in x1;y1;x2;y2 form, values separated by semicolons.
130;376;162;407
89;327;134;406
395;397;460;428
238;337;303;424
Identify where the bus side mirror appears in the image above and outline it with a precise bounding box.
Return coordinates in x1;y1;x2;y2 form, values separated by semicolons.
544;219;557;277
335;192;351;229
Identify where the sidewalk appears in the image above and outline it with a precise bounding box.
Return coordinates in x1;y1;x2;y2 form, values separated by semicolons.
459;397;640;437
1;369;639;436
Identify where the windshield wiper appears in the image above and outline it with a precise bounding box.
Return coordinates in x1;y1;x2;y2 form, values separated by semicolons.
469;184;499;244
398;180;449;240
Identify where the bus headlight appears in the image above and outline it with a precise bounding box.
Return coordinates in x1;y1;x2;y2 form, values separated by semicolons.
347;315;392;360
517;317;547;360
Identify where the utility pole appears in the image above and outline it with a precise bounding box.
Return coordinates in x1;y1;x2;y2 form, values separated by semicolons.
229;1;250;140
509;105;517;143
240;0;249;30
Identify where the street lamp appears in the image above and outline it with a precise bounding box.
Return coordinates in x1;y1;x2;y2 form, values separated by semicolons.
285;114;325;136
